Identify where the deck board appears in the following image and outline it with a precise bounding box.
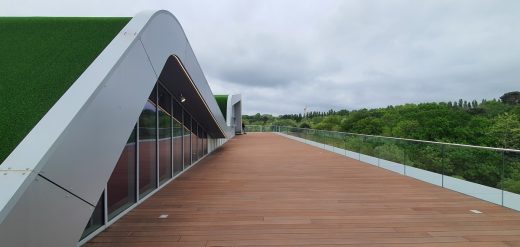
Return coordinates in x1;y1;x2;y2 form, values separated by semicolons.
86;133;520;246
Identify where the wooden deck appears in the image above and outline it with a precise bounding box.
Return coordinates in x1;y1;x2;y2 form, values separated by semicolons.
86;133;520;247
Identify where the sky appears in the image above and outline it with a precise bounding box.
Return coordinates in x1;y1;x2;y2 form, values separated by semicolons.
1;0;519;115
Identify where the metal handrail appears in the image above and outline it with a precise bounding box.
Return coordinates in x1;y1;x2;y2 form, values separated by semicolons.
246;125;520;153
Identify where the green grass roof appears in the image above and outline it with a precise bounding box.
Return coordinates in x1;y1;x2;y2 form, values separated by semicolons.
214;95;228;120
0;17;131;164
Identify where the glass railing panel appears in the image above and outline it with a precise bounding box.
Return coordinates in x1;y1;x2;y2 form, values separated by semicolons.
402;142;443;186
332;132;346;155
343;134;361;159
443;145;502;204
375;138;405;174
267;125;520;210
503;151;520;210
359;136;378;165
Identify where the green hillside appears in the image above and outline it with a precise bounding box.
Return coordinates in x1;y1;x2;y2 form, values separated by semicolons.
0;17;131;164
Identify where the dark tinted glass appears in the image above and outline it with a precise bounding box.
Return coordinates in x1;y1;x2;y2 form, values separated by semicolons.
191;120;198;163
148;85;157;104
158;84;172;114
139;100;157;197
183;111;191;167
81;193;104;239
107;126;136;219
173;117;183;174
172;100;183;121
158;108;172;184
197;125;203;159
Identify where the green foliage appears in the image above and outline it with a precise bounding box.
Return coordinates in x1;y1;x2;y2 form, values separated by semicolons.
299;122;311;128
271;118;298;127
374;143;409;164
500;91;520;105
0;17;130;164
244;96;520;149
242;113;274;125
315;115;342;131
244;93;520;193
488;113;520;149
214;95;228;119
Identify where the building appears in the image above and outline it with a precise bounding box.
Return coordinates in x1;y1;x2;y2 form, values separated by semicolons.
0;10;240;246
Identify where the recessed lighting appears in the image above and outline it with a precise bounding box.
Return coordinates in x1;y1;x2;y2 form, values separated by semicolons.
470;209;482;214
158;214;169;219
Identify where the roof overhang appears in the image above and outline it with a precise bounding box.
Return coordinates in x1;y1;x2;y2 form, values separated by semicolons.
159;55;227;138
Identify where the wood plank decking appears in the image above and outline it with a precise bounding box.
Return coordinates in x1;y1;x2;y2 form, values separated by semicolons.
86;133;520;247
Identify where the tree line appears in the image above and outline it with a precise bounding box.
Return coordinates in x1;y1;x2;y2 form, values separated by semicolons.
243;92;520;194
243;92;520;149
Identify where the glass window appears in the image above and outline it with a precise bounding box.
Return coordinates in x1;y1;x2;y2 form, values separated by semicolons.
81;193;104;239
139;100;157;197
107;126;136;219
148;85;157;104
158;84;172;115
191;120;198;163
203;131;208;155
173;117;183;174
198;125;203;159
172;100;183;174
183;111;192;167
158;86;172;184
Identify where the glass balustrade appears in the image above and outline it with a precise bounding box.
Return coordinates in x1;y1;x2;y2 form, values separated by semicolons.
246;125;520;211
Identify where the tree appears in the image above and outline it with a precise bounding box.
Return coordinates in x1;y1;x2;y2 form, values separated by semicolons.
488;113;520;149
500;91;520;105
299;122;311;128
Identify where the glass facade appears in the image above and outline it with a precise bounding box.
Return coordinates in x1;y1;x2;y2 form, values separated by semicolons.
158;85;172;184
107;126;136;219
82;193;104;238
183;111;192;168
172;100;183;174
139;100;157;197
82;81;214;240
191;120;198;164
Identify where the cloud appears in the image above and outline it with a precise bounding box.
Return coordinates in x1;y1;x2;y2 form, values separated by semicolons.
1;0;519;115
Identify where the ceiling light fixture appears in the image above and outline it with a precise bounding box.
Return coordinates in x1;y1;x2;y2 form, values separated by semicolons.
180;94;186;103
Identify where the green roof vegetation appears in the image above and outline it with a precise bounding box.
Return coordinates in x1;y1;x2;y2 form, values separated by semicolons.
0;17;131;164
214;95;228;120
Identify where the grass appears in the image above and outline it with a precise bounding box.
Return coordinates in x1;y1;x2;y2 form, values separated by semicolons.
0;17;131;164
214;95;228;119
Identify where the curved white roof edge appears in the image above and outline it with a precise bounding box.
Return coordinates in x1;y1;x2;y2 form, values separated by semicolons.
0;10;230;246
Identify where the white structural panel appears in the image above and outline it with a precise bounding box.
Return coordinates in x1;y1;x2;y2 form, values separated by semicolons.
226;94;242;134
0;10;230;247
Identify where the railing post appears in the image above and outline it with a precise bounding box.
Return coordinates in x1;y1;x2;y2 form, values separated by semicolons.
358;136;362;161
344;134;347;156
501;150;505;206
403;141;407;176
441;144;445;188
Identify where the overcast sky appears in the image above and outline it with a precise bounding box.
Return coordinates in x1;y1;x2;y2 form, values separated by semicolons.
1;0;519;115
